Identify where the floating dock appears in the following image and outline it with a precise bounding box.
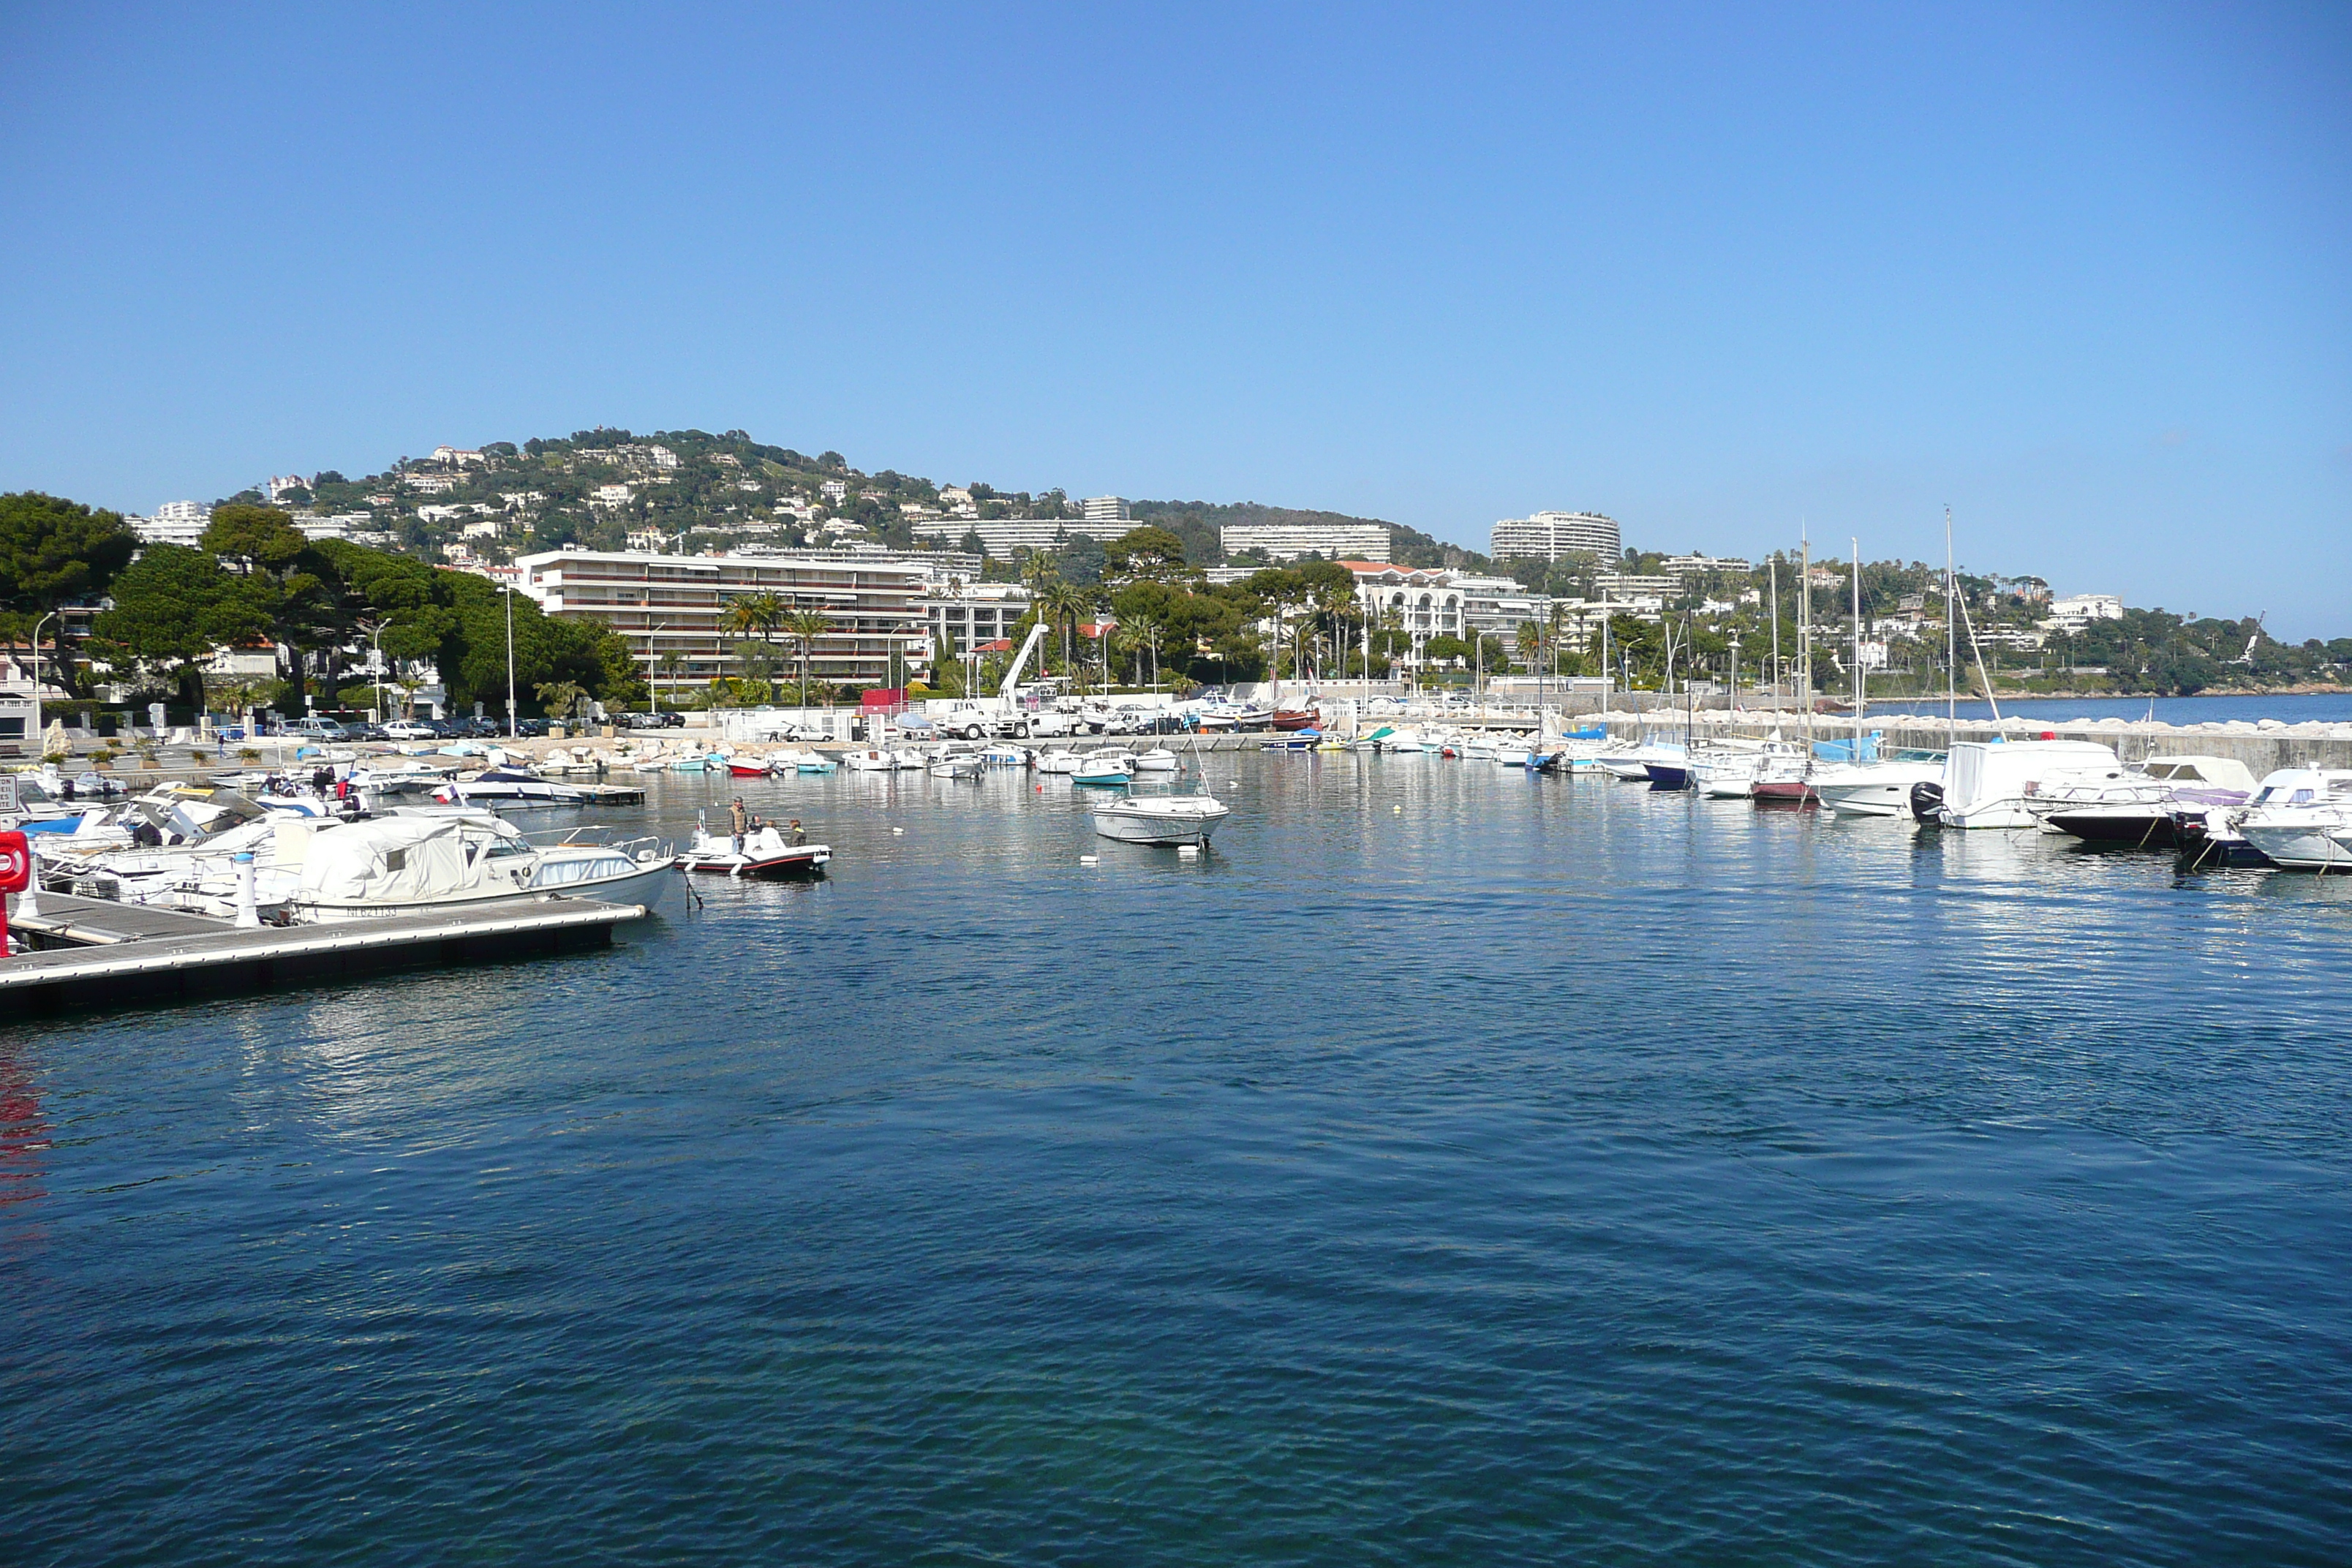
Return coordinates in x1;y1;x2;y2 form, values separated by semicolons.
2;892;646;1016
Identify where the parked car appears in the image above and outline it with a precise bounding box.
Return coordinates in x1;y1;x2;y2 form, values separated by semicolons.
287;717;351;742
516;718;551;738
380;719;437;740
623;710;685;730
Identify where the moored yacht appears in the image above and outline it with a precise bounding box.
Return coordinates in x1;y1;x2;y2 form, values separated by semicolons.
2031;755;2258;847
2234;768;2352;871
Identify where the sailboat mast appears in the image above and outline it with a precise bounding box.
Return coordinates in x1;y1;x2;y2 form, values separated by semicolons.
1768;557;1780;711
1850;538;1865;750
1798;535;1812;746
1944;506;1957;750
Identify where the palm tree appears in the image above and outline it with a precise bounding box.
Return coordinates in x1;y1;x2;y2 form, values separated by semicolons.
1312;584;1354;682
534;679;587;724
1040;581;1088;690
782;608;834;707
1515;620;1542;674
1125;614;1164;691
725;592;785;676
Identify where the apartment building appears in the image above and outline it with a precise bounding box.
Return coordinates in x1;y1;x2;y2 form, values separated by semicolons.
1661;554;1752;577
1341;562;1465;643
2046;593;2125;631
913;517;1131;557
1489;510;1621;562
1219;521;1392;562
923;582;1035;658
1082;495;1131;522
515;549;932;690
129;500;211;546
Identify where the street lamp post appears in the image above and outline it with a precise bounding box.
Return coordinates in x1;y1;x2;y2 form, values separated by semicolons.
501;584;517;738
29;609;56;752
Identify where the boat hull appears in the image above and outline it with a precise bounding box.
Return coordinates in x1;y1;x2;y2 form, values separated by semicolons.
2240;822;2352;872
677;844;832;878
2043;808;2180;846
1090;805;1228;845
296;862;674;921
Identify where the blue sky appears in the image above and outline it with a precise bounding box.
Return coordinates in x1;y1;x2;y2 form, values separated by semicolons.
3;2;2345;633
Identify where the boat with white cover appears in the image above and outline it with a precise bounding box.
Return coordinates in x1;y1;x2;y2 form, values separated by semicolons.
1133;747;1181;773
1921;739;2119;829
1090;794;1230;845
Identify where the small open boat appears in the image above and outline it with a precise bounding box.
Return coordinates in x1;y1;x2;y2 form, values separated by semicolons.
1090;794;1229;845
675;823;832;878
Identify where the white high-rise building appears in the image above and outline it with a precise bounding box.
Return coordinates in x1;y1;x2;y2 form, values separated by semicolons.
129;500;212;547
1219;521;1393;562
1082;496;1131;523
1490;510;1620;562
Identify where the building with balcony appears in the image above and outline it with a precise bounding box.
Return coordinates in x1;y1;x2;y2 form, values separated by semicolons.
129;500;211;547
1489;510;1621;562
1340;562;1464;646
1219;521;1393;562
922;581;1035;659
912;516;1130;557
1661;554;1752;578
2046;593;2125;631
515;549;932;691
1082;495;1131;522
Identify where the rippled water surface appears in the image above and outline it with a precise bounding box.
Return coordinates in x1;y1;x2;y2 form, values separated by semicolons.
7;755;2351;1565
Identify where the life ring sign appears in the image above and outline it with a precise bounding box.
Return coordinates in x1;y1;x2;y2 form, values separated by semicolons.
0;829;29;959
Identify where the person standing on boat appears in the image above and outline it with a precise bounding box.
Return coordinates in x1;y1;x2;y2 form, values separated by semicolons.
788;818;805;847
730;796;748;854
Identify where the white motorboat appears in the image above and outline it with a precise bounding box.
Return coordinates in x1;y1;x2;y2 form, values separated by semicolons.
2234;768;2352;871
283;815;675;919
435;766;589;805
75;813;675;922
981;743;1032;769
1090;794;1230;845
1811;757;1946;818
927;745;986;780
2029;755;2259;847
842;748;897;772
1035;750;1085;775
674;822;831;878
889;747;928;771
1133;747;1181;773
1071;750;1137;785
1693;753;1763;799
1495;739;1534;766
1925;739;2119;829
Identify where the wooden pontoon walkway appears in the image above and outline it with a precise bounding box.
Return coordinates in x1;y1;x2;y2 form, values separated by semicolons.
3;892;647;1015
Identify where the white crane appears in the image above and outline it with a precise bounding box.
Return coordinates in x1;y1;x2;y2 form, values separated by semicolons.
999;619;1050;701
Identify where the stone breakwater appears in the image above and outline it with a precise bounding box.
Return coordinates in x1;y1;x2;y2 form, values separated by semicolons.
1619;709;2352;772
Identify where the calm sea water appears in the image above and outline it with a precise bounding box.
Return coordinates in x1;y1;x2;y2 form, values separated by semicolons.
1863;692;2352;725
7;757;2352;1565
